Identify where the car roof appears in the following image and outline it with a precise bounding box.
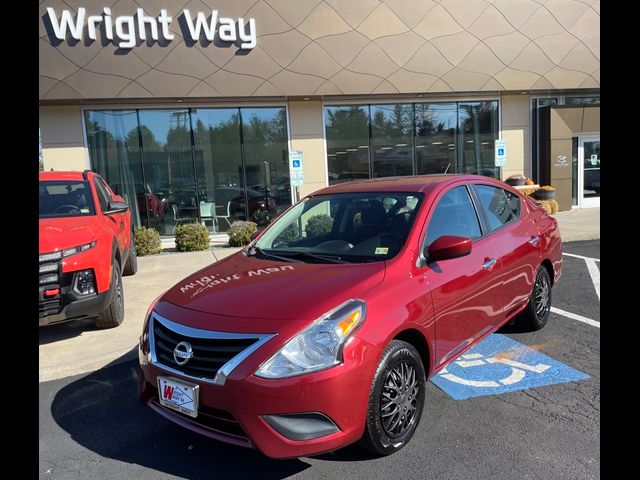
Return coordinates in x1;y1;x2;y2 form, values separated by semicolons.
39;171;93;181
312;174;499;196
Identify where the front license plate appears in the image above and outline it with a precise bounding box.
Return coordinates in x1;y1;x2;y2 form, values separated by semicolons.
157;376;199;418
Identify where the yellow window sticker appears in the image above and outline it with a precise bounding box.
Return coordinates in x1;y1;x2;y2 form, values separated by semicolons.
80;208;90;213
375;247;389;255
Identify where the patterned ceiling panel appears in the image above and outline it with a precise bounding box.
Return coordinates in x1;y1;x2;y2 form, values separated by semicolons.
39;0;600;100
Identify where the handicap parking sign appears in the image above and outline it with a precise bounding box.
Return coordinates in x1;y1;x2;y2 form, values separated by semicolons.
432;334;589;400
498;148;504;156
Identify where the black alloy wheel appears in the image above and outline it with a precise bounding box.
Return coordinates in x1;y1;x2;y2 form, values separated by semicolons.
360;340;426;455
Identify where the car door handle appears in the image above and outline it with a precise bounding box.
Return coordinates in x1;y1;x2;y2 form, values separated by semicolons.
119;221;125;228
528;235;540;246
482;258;497;269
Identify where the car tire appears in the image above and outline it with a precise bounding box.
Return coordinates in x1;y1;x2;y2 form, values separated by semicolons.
514;266;552;331
359;340;426;456
123;240;138;276
95;261;125;329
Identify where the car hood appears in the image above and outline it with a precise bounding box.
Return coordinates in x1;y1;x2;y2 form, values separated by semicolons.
39;216;100;253
162;252;386;323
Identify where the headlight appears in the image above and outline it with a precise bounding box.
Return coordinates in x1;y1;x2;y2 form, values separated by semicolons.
255;299;366;379
61;241;97;258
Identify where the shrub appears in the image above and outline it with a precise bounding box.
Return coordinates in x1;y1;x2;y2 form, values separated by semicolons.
274;222;300;246
305;214;333;238
228;220;257;247
175;223;210;252
134;227;162;256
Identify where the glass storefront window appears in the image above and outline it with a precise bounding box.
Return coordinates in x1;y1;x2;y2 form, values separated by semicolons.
326;101;499;182
370;104;413;178
191;108;244;228
85;110;144;229
241;108;290;224
565;96;600;105
85;107;290;236
458;101;499;178
137;109;196;235
415;102;457;174
325;106;370;185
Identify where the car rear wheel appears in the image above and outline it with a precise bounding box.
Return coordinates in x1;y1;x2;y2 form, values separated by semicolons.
123;240;138;276
359;340;426;456
95;261;125;329
514;265;551;331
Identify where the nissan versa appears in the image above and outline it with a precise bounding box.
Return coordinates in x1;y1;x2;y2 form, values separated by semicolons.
138;174;562;459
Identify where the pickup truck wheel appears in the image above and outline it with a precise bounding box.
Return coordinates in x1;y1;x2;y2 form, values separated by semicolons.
359;340;426;456
122;241;138;276
514;266;551;331
95;261;125;329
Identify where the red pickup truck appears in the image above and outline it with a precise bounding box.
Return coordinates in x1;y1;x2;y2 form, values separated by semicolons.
39;170;137;328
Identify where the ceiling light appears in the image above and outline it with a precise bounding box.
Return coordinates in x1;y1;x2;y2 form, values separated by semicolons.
303;97;310;100
431;141;443;145
381;147;392;150
346;148;357;152
395;143;408;147
416;145;425;148
358;145;368;149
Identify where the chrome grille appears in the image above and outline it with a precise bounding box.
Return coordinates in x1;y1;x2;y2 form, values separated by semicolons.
149;313;274;385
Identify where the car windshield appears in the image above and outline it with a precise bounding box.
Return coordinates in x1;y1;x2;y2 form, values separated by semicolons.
39;180;96;218
252;192;423;263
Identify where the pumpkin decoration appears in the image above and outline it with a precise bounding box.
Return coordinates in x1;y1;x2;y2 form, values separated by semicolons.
525;179;534;185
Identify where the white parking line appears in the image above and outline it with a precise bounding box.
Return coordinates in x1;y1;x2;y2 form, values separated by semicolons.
563;252;600;262
551;307;600;328
585;258;600;300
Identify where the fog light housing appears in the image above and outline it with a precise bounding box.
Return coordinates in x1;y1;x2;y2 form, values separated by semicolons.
262;413;339;441
72;269;96;296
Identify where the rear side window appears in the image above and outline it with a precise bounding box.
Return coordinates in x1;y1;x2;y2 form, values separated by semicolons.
425;186;482;247
474;185;520;231
93;177;111;212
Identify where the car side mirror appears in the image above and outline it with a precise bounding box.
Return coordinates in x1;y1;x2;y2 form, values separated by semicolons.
425;235;472;262
105;200;130;215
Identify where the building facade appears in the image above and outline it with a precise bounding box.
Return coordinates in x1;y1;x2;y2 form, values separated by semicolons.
40;0;600;234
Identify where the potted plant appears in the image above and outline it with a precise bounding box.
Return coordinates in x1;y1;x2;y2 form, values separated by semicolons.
533;185;556;200
505;174;527;186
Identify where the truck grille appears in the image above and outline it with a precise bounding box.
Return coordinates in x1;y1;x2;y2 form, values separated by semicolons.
39;253;61;315
149;313;274;384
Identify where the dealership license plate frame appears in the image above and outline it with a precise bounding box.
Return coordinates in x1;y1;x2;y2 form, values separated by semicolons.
157;376;200;418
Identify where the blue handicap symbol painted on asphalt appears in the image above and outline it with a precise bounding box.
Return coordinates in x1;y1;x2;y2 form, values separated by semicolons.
431;334;589;400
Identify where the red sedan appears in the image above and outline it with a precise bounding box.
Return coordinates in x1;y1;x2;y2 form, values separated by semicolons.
138;174;561;458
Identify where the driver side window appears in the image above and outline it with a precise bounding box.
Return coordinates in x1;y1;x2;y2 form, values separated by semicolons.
425;186;482;248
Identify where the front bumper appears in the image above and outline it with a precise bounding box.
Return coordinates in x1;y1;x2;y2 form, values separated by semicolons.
138;335;379;459
39;288;109;326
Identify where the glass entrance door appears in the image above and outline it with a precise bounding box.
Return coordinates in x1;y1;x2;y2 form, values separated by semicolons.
578;135;600;207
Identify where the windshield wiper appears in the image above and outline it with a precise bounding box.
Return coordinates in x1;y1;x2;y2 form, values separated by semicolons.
247;246;304;263
288;252;348;264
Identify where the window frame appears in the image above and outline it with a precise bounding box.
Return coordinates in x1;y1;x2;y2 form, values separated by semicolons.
469;183;521;235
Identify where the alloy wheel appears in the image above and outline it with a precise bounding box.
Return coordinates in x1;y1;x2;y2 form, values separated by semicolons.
380;361;420;437
534;272;550;319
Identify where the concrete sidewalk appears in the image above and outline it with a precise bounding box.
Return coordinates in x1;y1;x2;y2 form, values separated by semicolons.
554;207;600;242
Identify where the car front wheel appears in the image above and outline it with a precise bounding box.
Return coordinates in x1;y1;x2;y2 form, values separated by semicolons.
359;340;426;456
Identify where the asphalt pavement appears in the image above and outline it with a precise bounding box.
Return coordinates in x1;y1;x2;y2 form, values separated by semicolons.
39;241;600;480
